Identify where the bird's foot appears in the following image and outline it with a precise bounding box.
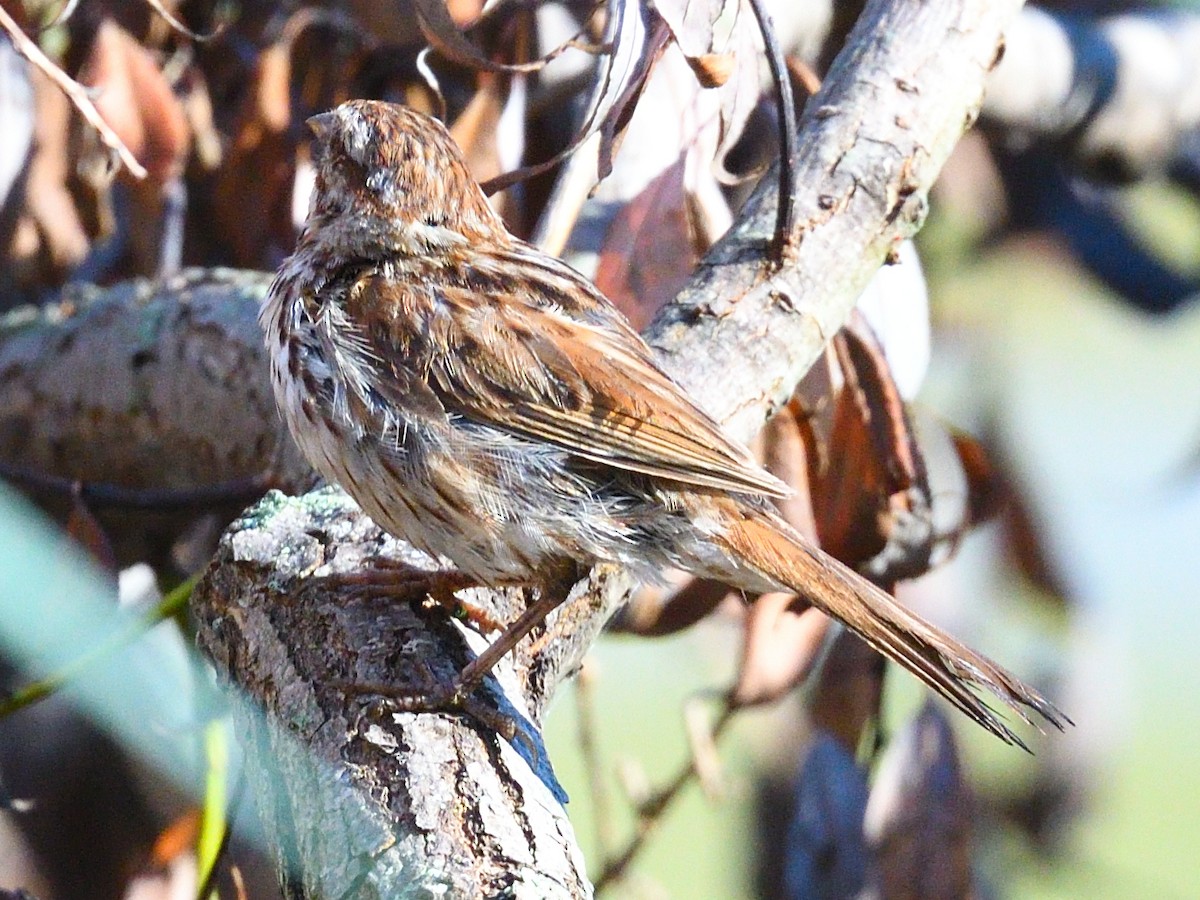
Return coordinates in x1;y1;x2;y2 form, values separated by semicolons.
323;559;505;631
337;662;520;743
336;663;567;802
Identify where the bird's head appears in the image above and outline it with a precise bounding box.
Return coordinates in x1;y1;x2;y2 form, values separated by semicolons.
303;100;504;253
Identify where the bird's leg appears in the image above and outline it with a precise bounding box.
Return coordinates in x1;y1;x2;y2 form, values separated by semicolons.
453;568;579;696
339;562;584;741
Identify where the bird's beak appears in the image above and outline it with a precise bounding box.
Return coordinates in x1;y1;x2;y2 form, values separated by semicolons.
306;111;337;141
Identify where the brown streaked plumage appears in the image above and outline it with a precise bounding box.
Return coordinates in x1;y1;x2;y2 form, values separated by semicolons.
263;99;1067;746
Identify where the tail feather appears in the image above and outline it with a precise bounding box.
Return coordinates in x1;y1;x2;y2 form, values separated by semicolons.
717;507;1070;749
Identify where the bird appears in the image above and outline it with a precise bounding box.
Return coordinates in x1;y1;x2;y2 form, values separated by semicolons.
261;99;1066;747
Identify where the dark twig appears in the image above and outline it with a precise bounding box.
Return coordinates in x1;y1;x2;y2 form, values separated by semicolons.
747;0;798;264
0;463;278;512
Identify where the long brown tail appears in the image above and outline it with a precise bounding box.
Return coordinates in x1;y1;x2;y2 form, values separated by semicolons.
715;505;1070;749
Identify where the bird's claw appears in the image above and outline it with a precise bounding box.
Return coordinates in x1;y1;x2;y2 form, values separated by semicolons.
321;561;505;632
336;671;519;743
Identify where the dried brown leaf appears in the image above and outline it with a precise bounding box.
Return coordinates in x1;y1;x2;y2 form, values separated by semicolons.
652;0;722;58
415;0;566;74
448;5;535;227
482;1;670;194
211;39;295;266
213;11;373;266
809;630;885;753
951;429;1004;526
688;51;734;88
79;19;189;183
808;363;891;566
712;6;763;170
759;399;818;541
0;2;145;179
733;593;830;706
786;54;822;98
654;0;763;166
450;74;509;188
613;570;731;636
1002;477;1069;604
593;154;696;330
809;322;932;574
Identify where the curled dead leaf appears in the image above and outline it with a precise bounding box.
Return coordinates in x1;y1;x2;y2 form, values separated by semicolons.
654;0;764;167
688;51;735;88
733;593;830;706
593;155;696;329
481;1;670;195
809;630;886;753
612;569;732;636
864;702;975;899
415;0;566;74
79;19;190;184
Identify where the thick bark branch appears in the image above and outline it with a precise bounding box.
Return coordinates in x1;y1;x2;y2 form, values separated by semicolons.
649;0;1020;442
195;490;595;898
189;0;1025;895
0;269;311;569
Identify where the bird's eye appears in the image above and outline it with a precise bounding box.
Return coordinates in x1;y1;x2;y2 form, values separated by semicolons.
366;169;390;194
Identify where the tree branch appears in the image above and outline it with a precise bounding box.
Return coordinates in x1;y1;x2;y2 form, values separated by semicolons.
0;269;311;569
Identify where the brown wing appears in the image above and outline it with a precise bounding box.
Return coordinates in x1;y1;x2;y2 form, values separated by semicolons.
345;256;789;499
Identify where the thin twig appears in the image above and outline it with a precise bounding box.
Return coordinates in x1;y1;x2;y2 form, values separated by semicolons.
48;0;83;28
786;55;823;97
747;0;798;264
141;0;221;42
574;659;618;859
0;462;277;511
0;4;147;179
530;132;601;255
594;695;738;894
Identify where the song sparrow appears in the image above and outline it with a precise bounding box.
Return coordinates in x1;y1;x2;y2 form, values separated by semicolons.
262;99;1065;746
